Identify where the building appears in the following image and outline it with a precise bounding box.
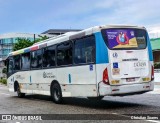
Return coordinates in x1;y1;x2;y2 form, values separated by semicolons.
150;38;160;63
149;31;160;82
149;30;160;63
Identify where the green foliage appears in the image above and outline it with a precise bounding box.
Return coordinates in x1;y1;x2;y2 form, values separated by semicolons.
154;62;160;69
2;68;7;74
36;35;49;41
13;38;33;51
13;35;49;51
0;78;7;85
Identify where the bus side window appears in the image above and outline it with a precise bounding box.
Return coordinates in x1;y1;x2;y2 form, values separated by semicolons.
37;50;42;68
57;41;73;66
7;58;14;73
43;45;56;68
74;36;95;64
31;50;42;69
43;48;48;67
21;52;30;70
31;51;37;68
14;55;21;71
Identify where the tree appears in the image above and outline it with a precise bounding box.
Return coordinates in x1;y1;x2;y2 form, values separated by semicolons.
13;35;49;51
2;68;7;74
36;35;49;41
13;38;33;51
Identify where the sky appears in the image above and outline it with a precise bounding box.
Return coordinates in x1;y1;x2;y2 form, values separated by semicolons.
0;0;160;34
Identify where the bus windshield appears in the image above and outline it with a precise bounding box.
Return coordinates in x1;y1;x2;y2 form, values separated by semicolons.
101;28;147;50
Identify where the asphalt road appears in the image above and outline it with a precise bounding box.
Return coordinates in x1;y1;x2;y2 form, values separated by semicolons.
0;84;160;123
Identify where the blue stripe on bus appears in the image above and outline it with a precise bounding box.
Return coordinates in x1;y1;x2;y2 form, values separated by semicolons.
95;32;109;64
24;48;30;53
147;33;153;61
30;76;32;83
68;74;71;83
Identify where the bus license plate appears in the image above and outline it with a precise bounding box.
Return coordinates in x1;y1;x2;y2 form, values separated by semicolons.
126;78;135;82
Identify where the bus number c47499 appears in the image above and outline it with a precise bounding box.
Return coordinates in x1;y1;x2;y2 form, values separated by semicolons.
134;62;146;67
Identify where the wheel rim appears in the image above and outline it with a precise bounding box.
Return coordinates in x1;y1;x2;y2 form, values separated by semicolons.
53;88;60;101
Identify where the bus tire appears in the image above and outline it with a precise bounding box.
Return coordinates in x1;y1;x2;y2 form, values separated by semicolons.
16;84;25;98
87;96;104;101
51;83;63;104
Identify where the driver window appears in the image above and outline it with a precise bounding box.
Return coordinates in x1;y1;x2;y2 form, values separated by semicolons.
7;58;14;73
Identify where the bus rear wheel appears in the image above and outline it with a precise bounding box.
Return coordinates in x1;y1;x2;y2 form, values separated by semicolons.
51;83;63;104
17;84;25;98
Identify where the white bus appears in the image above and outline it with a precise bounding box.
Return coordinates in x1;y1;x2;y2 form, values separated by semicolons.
6;25;154;103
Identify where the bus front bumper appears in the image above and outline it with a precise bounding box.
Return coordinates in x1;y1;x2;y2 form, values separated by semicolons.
99;81;154;96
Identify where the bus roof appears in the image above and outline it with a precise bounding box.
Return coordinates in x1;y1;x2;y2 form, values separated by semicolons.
8;24;146;57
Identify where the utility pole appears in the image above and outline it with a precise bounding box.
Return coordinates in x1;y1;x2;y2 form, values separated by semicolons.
34;34;36;43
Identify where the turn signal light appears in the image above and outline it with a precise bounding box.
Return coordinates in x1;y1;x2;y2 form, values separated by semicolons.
151;65;154;81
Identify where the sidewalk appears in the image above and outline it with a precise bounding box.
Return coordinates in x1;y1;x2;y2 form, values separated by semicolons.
148;83;160;94
154;82;160;85
148;88;160;94
0;83;7;87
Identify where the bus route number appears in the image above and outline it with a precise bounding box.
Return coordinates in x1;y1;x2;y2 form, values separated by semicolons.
134;62;146;67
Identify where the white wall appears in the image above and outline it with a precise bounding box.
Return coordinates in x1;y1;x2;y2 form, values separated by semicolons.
154;69;160;82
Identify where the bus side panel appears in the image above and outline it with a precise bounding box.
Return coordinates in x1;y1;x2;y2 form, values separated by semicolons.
8;65;98;97
8;75;15;92
94;32;110;95
147;33;154;82
56;65;97;97
8;69;57;96
95;32;109;64
96;64;111;95
29;69;57;95
8;71;30;93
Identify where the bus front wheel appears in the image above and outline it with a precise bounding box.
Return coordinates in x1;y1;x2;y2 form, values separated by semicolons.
16;84;25;98
51;83;63;104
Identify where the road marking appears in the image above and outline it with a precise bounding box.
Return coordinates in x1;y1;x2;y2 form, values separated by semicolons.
0;92;10;96
111;113;131;120
147;120;160;123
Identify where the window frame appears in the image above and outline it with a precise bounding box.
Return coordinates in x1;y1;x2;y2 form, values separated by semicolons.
101;28;147;50
7;56;14;74
13;55;21;71
30;49;43;70
42;45;56;69
7;35;96;73
73;35;96;65
56;41;73;67
21;52;31;70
